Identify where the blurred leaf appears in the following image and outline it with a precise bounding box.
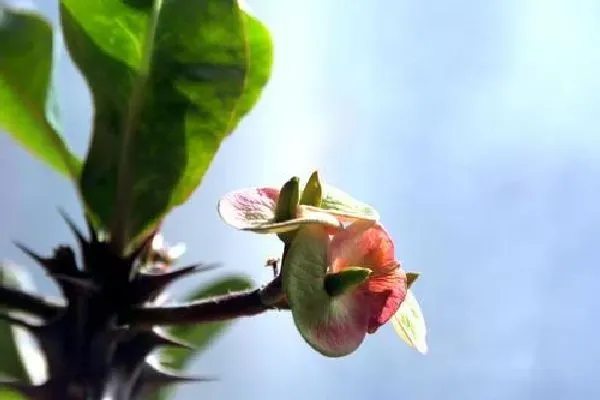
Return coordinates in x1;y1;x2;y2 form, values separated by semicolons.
0;5;79;179
59;0;274;247
0;388;25;400
151;275;253;400
0;265;34;383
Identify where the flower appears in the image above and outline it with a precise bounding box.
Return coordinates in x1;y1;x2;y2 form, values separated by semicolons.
217;170;428;356
282;220;407;357
329;220;407;333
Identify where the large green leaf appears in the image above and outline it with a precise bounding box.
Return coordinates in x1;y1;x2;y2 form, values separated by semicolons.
152;275;253;400
59;0;273;248
231;9;273;125
0;6;79;180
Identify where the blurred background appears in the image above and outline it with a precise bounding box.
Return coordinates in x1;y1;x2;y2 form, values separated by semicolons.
2;0;600;399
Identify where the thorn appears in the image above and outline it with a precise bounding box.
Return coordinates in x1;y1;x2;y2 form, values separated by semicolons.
84;213;98;243
151;329;195;350
132;362;217;399
130;263;220;304
141;361;217;384
150;262;220;281
58;208;87;246
13;241;46;266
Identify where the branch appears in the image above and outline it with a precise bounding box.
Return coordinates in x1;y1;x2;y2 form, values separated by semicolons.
0;285;61;319
125;278;287;327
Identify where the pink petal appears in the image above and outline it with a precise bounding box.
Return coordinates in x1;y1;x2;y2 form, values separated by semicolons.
217;188;279;230
329;221;407;333
365;271;407;333
329;221;396;273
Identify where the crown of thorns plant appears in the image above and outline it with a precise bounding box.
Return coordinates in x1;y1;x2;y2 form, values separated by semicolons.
0;1;427;399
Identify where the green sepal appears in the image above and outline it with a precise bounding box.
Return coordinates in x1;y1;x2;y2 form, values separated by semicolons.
406;272;420;288
299;170;322;207
275;176;300;222
275;176;300;243
324;267;371;297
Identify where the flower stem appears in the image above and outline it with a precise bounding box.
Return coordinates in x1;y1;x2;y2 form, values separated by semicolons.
125;278;287;327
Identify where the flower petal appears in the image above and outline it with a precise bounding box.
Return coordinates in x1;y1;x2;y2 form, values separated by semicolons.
217;187;279;230
365;270;406;333
218;188;345;234
329;221;396;273
329;221;406;332
391;289;428;354
282;225;369;357
320;185;380;223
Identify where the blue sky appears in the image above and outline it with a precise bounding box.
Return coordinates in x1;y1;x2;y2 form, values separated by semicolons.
1;0;600;399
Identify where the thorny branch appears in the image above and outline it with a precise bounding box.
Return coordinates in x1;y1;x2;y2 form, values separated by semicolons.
0;285;62;320
124;277;287;327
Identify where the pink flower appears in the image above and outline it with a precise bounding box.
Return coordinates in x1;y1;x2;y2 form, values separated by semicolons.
329;221;407;334
283;221;407;357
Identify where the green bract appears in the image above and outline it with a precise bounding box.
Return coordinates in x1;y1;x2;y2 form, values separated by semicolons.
299;171;323;207
391;289;428;354
281;225;371;357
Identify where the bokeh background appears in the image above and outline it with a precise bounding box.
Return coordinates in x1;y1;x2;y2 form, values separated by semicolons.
2;0;600;399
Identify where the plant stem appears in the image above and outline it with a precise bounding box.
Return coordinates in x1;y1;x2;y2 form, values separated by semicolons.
0;286;61;319
125;278;286;327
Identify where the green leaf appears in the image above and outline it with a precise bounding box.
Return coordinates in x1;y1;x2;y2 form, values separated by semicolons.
0;388;25;400
59;0;274;248
0;264;45;384
150;275;252;400
0;6;79;179
230;7;273;125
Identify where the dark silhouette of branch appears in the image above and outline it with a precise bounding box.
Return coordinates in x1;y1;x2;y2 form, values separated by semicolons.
0;285;62;319
126;277;287;327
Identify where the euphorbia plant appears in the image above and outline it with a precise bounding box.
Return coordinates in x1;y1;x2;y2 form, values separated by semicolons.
0;1;427;399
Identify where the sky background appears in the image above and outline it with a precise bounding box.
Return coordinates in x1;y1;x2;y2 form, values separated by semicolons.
1;0;600;399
